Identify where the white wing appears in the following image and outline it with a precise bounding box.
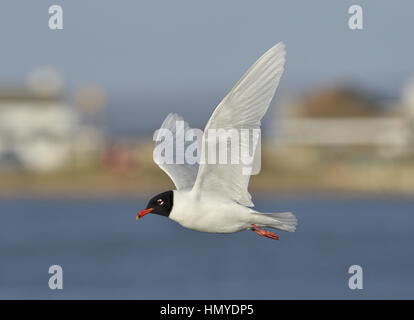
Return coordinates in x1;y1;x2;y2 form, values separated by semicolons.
153;113;202;190
192;42;286;206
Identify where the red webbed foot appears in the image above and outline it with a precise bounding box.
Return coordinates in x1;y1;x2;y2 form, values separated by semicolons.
251;224;279;240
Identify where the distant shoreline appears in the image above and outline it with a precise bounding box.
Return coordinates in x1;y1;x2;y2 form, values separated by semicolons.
2;149;414;199
0;182;412;200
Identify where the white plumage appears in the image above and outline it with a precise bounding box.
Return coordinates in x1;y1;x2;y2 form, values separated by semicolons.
170;190;296;234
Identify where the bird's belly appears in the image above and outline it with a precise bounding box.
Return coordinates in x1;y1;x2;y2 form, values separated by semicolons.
179;217;246;233
170;203;251;233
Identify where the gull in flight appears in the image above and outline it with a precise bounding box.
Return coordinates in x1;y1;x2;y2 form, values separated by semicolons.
137;43;297;240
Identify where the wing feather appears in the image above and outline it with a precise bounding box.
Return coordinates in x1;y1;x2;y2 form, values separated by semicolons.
153;113;202;190
192;42;286;206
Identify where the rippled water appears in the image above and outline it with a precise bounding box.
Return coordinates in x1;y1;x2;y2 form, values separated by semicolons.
0;194;413;299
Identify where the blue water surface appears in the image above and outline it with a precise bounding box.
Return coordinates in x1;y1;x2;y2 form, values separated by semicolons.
0;194;413;299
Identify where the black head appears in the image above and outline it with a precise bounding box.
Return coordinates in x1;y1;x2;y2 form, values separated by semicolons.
136;190;173;220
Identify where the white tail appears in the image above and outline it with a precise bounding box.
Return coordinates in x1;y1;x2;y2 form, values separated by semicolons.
254;212;297;232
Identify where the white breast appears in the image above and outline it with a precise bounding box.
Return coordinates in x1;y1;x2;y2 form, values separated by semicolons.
169;190;253;233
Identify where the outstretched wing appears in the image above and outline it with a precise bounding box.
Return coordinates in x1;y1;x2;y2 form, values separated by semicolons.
192;42;286;206
153;113;202;190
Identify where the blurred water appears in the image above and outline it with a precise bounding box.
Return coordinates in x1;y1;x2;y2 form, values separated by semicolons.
0;194;413;299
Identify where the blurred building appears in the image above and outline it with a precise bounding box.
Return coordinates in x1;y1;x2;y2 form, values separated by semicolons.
0;85;104;172
273;83;414;159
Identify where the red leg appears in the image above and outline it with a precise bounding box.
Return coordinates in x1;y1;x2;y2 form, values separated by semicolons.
251;224;279;240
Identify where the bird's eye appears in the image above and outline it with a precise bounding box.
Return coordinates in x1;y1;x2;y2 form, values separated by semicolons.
157;199;164;205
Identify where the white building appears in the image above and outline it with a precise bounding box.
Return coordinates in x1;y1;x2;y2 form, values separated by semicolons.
0;88;103;172
273;84;414;157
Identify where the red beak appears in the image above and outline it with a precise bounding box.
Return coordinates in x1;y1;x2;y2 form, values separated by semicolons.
136;208;154;220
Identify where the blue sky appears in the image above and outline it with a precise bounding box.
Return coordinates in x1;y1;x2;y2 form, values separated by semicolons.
0;1;413;134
